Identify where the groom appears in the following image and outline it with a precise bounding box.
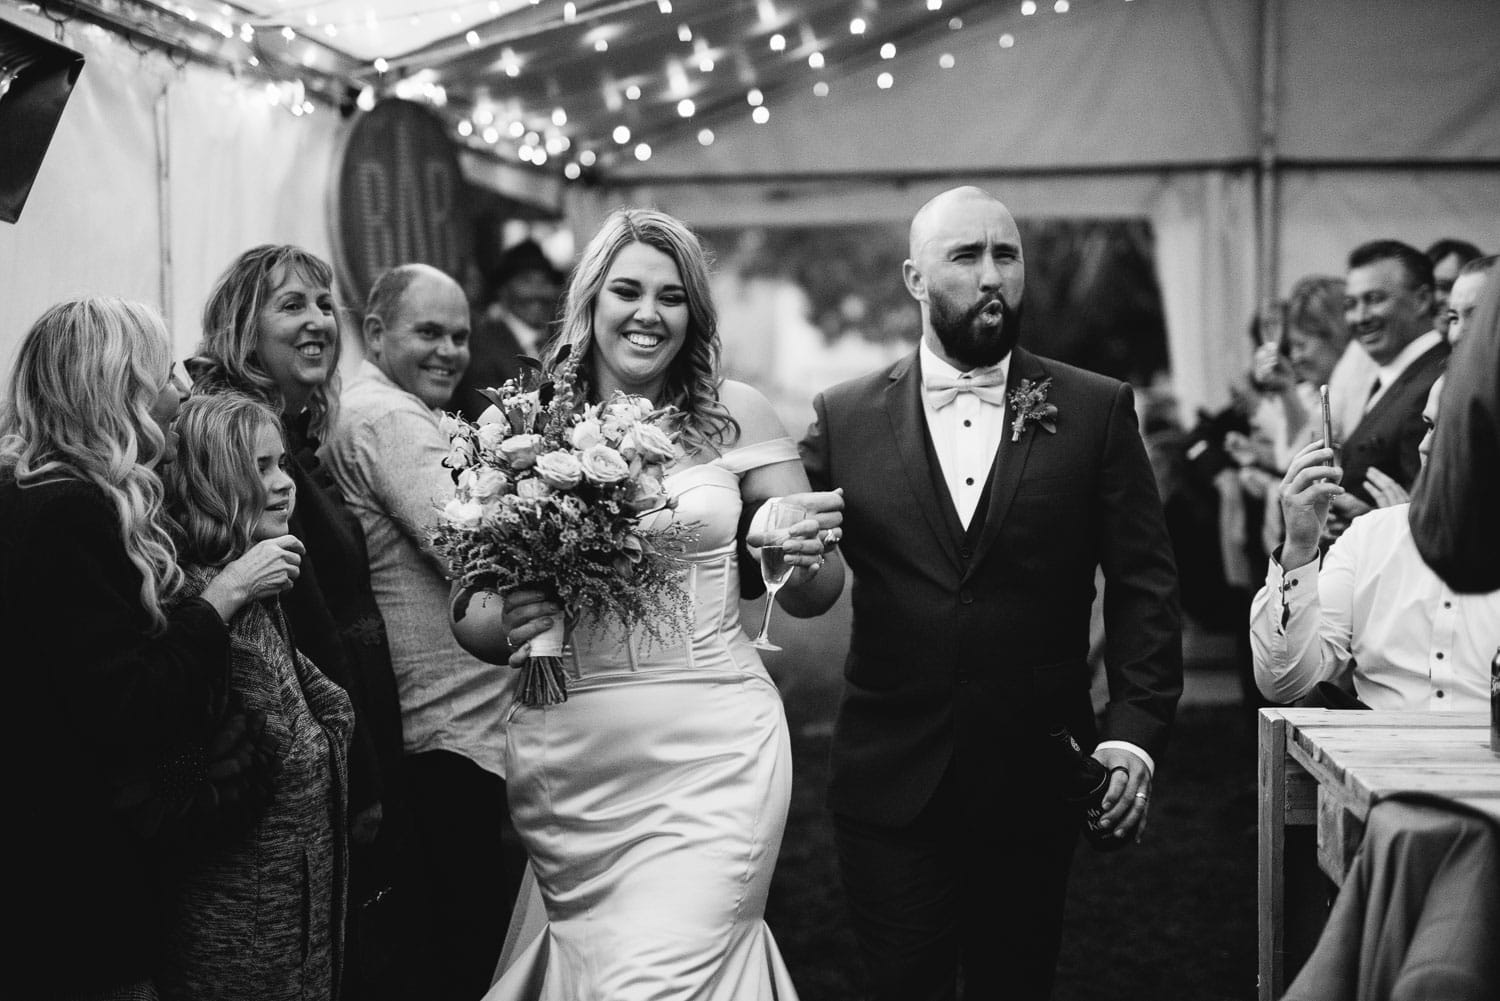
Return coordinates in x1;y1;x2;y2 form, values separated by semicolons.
799;185;1182;1000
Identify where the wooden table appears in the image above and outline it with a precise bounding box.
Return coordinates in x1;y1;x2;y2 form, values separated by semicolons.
1257;709;1500;1000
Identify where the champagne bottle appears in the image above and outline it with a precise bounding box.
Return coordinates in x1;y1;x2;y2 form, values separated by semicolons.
1047;727;1128;852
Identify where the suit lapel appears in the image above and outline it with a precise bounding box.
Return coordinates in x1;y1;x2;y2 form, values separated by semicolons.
883;353;965;576
1364;341;1450;422
965;347;1047;581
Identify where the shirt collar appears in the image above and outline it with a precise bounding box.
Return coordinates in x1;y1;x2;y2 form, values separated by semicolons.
356;358;443;415
1375;329;1443;388
918;337;1012;388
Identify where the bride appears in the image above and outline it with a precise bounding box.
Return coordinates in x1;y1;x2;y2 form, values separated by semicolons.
483;208;844;1000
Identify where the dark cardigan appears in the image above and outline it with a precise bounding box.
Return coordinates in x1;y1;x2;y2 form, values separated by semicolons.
1;475;230;997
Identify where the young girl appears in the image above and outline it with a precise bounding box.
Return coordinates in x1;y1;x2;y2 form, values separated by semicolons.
158;392;354;1001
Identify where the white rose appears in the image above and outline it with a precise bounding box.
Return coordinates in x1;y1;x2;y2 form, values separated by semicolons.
477;422;507;451
620;423;678;464
624;472;669;514
570;418;604;451
579;444;631;484
442;498;485;530
499;433;543;469
469;467;510;502
534;451;584;490
516;477;554;500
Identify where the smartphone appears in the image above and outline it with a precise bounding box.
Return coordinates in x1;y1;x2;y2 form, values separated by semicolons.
1319;384;1334;450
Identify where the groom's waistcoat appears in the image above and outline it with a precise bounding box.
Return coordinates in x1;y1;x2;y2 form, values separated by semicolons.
802;347;1180;827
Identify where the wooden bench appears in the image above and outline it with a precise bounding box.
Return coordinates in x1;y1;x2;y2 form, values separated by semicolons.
1257;708;1500;1000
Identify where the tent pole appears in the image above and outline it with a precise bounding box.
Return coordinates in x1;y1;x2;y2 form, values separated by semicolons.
154;82;172;330
1256;0;1282;317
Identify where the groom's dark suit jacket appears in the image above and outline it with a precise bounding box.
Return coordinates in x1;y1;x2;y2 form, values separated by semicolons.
801;346;1182;827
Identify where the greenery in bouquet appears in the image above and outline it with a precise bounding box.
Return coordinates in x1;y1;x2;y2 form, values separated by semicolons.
432;347;697;705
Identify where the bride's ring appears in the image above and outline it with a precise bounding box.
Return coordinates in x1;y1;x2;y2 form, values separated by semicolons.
1134;791;1148;800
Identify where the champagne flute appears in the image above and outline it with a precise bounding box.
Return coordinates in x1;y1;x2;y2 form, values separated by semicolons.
750;499;809;652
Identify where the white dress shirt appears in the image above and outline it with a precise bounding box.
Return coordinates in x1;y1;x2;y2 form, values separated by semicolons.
1249;503;1500;712
1364;329;1443;413
918;340;1009;529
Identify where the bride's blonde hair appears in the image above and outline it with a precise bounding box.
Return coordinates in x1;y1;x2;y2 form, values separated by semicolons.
0;297;182;631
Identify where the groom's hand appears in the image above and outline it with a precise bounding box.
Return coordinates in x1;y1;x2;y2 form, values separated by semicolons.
1091;746;1152;845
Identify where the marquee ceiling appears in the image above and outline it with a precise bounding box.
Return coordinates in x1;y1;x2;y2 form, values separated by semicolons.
68;0;1113;178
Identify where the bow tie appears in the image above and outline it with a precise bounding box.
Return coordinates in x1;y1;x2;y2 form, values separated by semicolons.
924;368;1008;409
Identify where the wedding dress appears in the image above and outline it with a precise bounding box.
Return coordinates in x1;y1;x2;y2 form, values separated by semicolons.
483;437;801;1001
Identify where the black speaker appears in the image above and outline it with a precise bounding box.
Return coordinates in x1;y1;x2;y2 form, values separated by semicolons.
0;18;85;223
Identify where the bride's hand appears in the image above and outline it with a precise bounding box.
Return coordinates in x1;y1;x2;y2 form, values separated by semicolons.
501;588;562;669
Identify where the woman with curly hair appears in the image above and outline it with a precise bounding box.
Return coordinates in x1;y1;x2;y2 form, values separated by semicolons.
157;392;354;1001
192;245;412;999
488;209;845;1000
0;297;303;1001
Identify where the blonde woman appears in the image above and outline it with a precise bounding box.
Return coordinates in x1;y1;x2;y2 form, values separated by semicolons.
193;246;410;996
490;210;843;1000
158;392;353;1001
0;297;303;1001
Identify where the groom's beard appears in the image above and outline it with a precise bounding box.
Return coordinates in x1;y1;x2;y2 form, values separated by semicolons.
929;291;1023;368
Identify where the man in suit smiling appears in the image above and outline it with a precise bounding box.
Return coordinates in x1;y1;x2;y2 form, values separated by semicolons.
1331;240;1449;528
800;186;1182;1001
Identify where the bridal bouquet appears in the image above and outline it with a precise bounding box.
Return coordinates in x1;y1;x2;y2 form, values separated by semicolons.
432;347;696;706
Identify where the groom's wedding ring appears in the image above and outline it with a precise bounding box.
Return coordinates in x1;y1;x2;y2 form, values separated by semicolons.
1134;791;1148;800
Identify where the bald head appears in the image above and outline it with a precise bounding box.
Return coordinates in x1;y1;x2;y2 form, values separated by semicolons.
903;186;1026;369
909;186;1017;259
363;263;471;408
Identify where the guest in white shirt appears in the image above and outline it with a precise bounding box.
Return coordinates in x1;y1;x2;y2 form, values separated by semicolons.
1250;375;1500;711
324;263;521;1001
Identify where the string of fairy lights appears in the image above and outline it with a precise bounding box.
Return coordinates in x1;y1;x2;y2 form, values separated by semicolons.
12;0;1131;176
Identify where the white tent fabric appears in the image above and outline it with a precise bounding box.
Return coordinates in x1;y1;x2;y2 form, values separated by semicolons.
2;0;1497;418
0;15;340;370
584;0;1500;420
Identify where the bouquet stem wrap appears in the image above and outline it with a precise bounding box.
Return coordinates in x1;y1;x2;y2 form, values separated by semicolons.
519;618;568;706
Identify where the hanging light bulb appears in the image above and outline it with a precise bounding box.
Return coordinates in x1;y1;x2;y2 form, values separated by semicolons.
1054;0;1070;10
552;107;568;126
939;53;955;69
374;57;389;73
877;71;893;89
356;85;377;111
508;120;525;138
677;99;695;117
657;0;672;11
466;30;480;47
999;33;1016;48
458;120;474;137
1021;1;1037;14
880;42;896;59
634;143;651;161
579;149;597;166
698;128;715;146
613;125;632;144
751;106;770;124
809;51;824;69
849;17;866;35
595;38;609;52
813;80;829;97
565;162;582;180
625;84;642;100
678;24;692;42
769;33;786;52
747;88;764;106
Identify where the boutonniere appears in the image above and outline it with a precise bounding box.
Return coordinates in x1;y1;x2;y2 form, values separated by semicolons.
1008;377;1059;443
